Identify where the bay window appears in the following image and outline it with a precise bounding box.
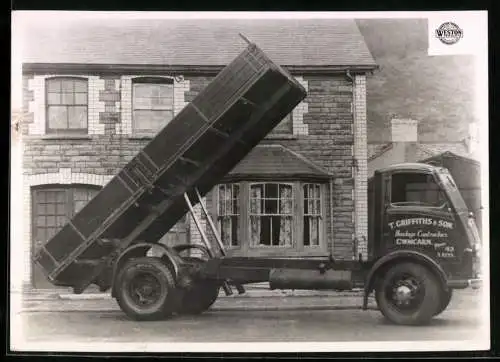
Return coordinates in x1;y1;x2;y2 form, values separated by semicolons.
216;181;325;253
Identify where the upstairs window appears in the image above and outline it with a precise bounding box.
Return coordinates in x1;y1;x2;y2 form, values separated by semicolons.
46;77;88;133
271;113;293;135
132;77;174;134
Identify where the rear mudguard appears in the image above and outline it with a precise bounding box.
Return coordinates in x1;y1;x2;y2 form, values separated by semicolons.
110;242;182;298
110;242;212;298
362;250;448;310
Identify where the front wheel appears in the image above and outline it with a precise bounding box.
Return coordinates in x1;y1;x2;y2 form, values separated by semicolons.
434;289;453;316
114;257;179;321
375;262;441;326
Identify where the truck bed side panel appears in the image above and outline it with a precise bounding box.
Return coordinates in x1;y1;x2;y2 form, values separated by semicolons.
33;43;307;289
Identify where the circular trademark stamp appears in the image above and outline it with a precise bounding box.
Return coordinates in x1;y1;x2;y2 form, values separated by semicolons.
435;22;463;45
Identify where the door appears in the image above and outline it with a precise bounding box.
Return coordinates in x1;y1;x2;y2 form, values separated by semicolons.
382;172;458;259
31;186;100;289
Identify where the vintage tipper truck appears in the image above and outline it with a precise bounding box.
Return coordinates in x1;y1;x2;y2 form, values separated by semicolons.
33;38;482;326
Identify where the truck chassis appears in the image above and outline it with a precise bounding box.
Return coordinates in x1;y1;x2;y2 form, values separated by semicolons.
108;187;459;326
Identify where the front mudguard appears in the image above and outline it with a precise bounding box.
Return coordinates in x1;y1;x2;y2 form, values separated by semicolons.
362;250;449;310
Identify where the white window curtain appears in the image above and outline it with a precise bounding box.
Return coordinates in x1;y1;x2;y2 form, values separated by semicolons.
279;185;293;246
249;185;262;245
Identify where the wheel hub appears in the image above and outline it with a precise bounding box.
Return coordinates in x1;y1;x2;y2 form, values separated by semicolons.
394;285;413;302
131;274;162;306
390;276;421;307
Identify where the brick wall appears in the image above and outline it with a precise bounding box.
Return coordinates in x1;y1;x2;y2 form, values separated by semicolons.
292;75;355;259
21;73;193;287
262;75;357;259
186;75;359;259
20;70;365;287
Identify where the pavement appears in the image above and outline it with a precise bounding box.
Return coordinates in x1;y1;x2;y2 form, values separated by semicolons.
13;284;485;313
14;284;378;313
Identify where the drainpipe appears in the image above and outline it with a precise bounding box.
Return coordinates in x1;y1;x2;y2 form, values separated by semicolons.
345;70;361;261
329;178;334;256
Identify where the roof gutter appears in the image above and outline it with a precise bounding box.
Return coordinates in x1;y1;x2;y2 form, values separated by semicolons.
22;63;379;75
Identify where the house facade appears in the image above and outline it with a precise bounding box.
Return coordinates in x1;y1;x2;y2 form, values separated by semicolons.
17;18;377;289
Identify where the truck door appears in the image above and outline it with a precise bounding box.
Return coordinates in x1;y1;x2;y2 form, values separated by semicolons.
382;171;468;265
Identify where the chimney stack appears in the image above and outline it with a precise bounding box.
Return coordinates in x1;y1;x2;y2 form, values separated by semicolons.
391;118;419;162
391;118;418;143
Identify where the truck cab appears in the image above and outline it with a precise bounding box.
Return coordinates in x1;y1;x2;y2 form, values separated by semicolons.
369;163;481;283
365;163;482;324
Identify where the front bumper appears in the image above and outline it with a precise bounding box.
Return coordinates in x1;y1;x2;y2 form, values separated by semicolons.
447;278;482;289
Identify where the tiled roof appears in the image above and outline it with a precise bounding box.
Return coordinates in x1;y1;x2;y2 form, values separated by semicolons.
368;141;473;162
20;18;376;68
224;144;332;180
420;150;481;166
416;143;470;159
368;143;393;160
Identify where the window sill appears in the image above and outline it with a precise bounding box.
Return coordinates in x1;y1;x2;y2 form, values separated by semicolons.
128;134;155;140
264;134;299;140
228;248;329;258
29;134;92;140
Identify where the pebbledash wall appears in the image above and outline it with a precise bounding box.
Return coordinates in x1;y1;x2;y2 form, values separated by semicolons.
20;70;368;289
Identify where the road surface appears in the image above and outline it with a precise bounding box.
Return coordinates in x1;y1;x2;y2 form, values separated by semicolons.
10;289;489;352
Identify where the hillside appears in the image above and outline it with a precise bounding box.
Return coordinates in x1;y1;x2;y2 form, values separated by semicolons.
356;19;477;143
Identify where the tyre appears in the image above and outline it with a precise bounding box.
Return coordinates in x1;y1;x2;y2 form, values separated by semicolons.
375;262;441;326
176;258;220;315
115;257;178;321
434;289;453;317
177;281;220;315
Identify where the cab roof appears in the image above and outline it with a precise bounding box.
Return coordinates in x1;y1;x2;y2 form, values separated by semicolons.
374;162;444;175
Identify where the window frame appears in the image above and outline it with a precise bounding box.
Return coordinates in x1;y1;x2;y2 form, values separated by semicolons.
216;183;241;249
45;77;89;134
302;183;324;248
248;182;295;249
389;171;448;209
131;77;175;135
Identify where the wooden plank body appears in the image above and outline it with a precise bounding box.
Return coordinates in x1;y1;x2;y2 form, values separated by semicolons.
33;42;307;289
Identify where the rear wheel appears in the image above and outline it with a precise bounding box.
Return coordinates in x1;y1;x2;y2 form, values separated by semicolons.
177;281;220;315
434;289;453;316
115;257;178;321
375;262;441;326
177;258;220;315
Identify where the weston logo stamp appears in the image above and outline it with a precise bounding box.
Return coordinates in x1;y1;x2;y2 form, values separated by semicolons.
435;22;463;45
